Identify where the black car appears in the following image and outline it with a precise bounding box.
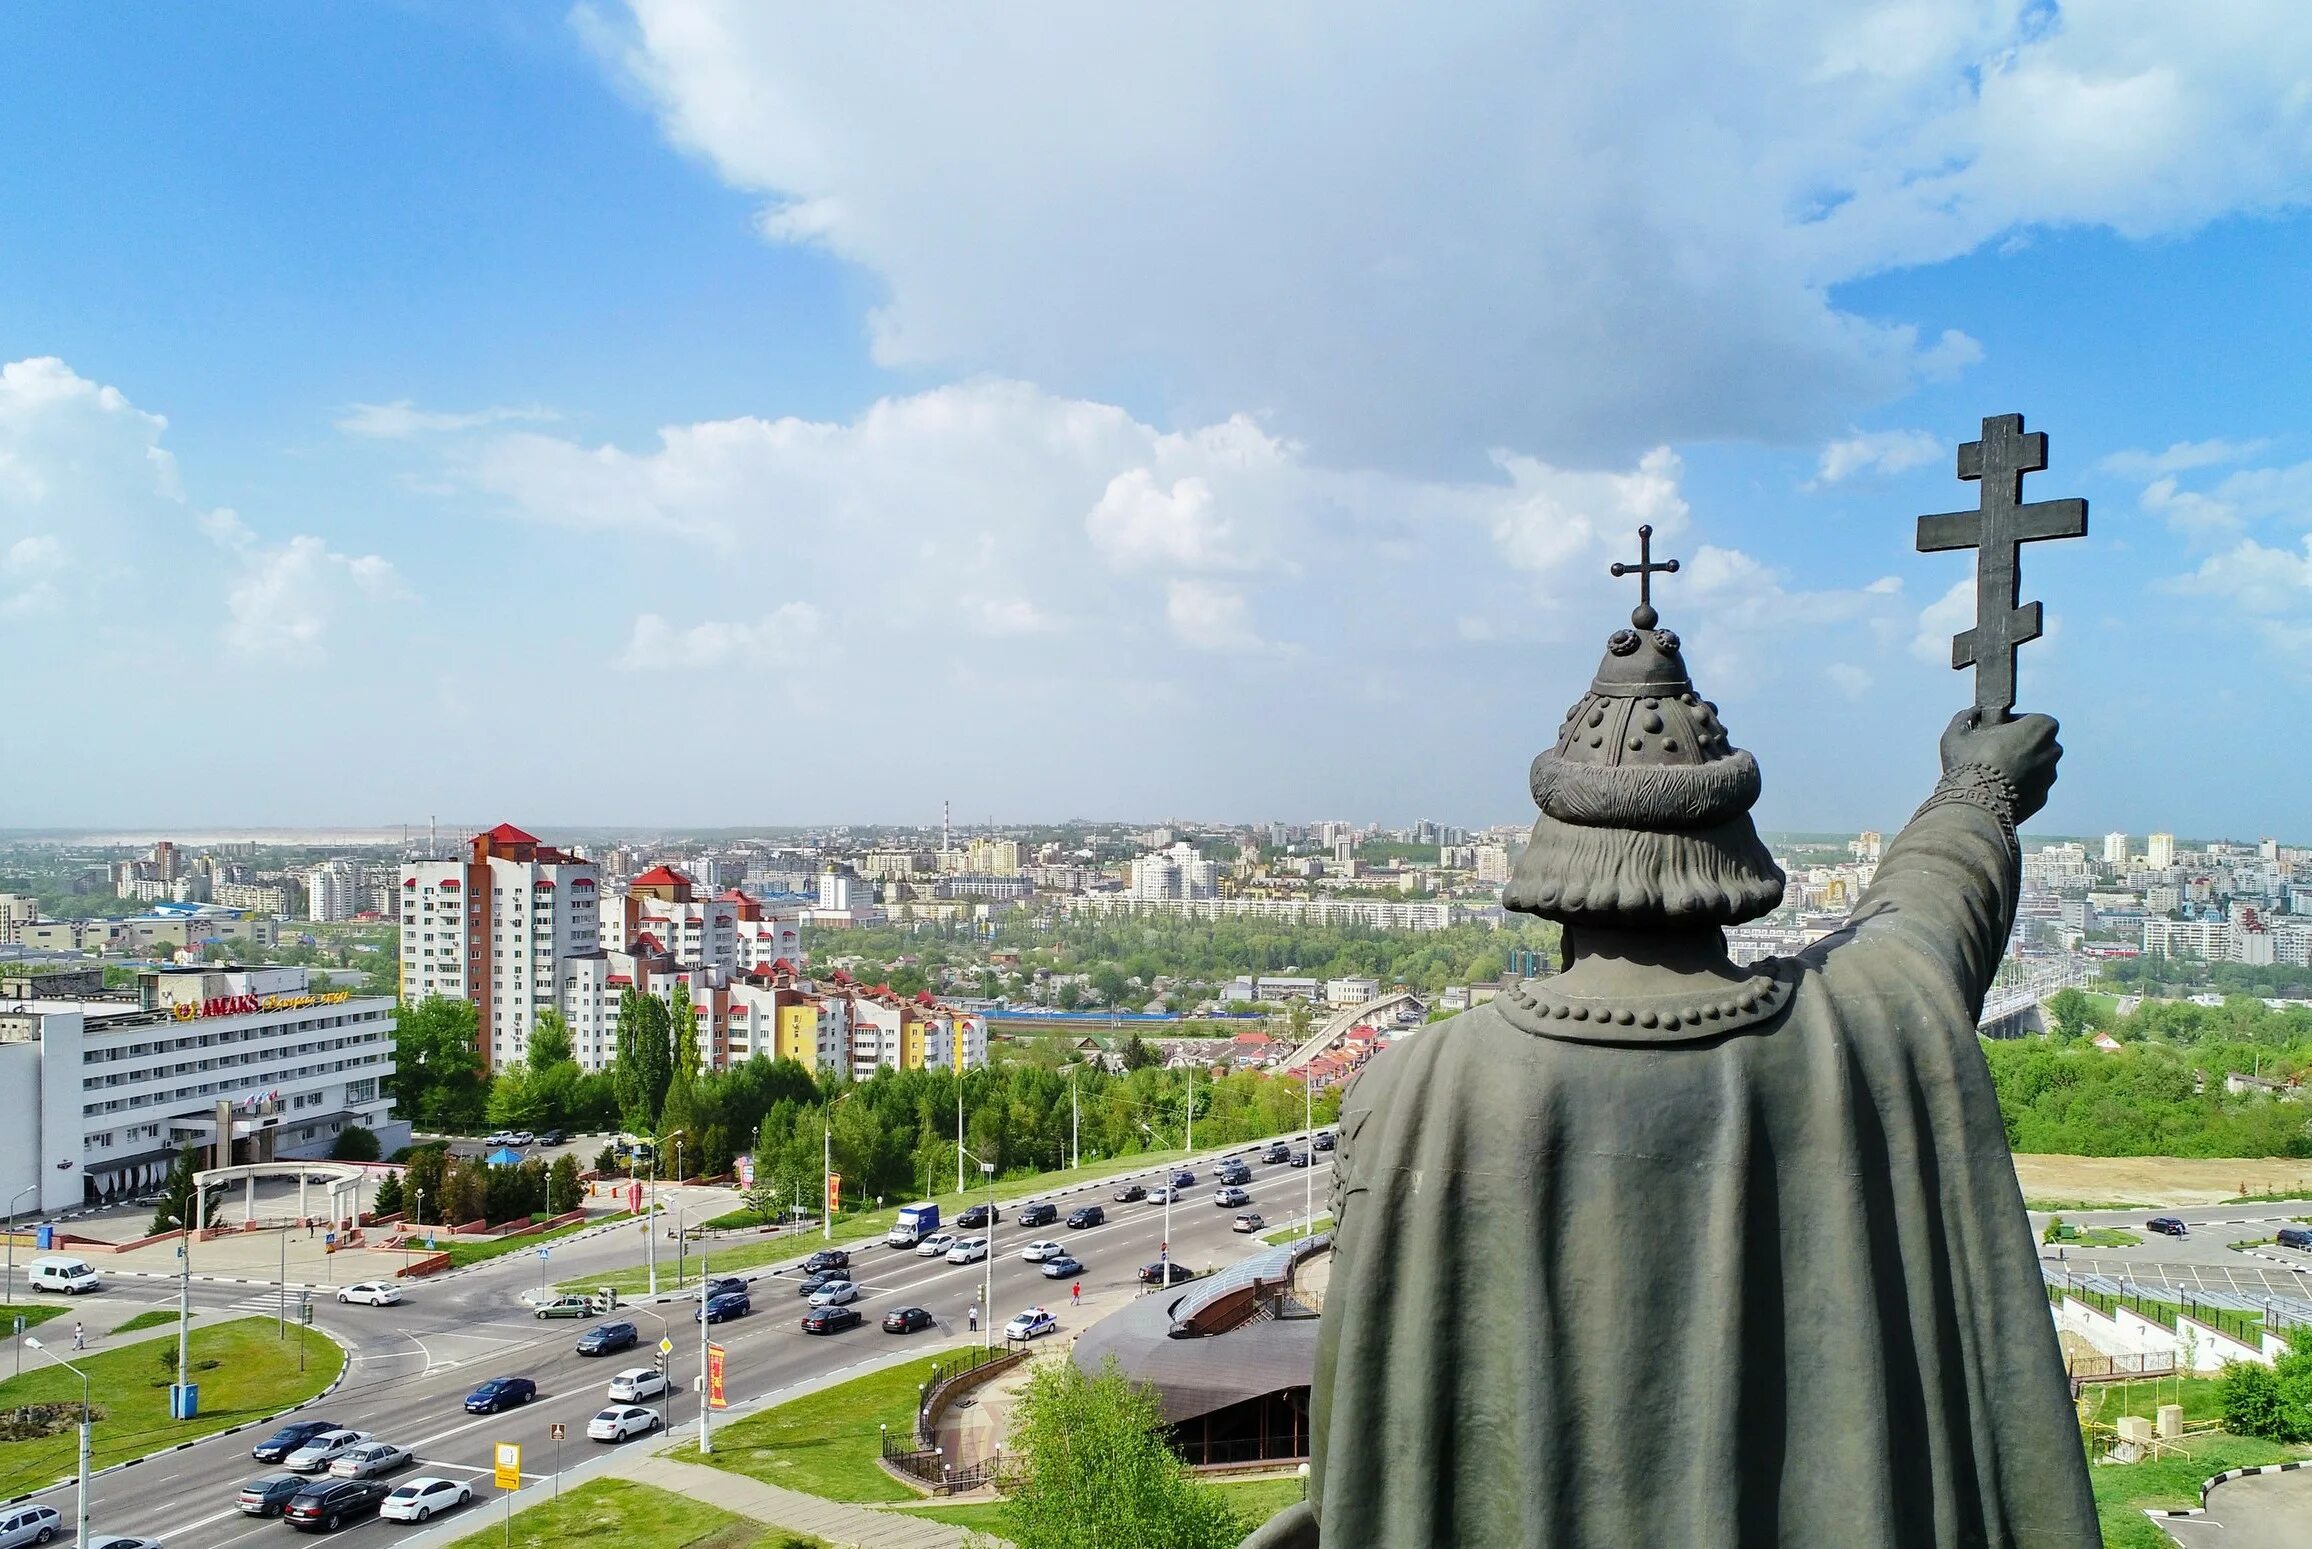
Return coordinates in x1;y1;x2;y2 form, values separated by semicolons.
1288;1149;1310;1168
1138;1261;1197;1285
576;1321;638;1357
955;1203;1003;1229
1112;1183;1147;1202
536;1129;564;1146
1066;1205;1104;1229
464;1376;537;1414
802;1248;850;1275
1261;1143;1290;1164
236;1472;310;1516
1015;1201;1058;1227
705;1276;749;1299
252;1420;342;1464
1312;1131;1336;1152
882;1305;936;1334
2145;1217;2189;1237
797;1269;841;1297
1215;1163;1251;1186
699;1291;751;1324
283;1478;391;1533
802;1304;864;1335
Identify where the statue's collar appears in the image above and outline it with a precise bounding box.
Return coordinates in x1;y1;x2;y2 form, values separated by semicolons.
1497;959;1797;1045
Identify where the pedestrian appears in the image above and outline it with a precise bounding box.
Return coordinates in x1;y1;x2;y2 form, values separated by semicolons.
1071;1281;1081;1307
967;1304;979;1333
72;1320;84;1350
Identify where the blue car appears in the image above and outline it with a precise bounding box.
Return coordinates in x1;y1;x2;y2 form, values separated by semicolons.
464;1376;536;1414
698;1291;751;1324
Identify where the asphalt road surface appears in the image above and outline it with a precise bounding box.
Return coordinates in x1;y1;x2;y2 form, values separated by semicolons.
2156;1468;2312;1549
11;1137;1336;1549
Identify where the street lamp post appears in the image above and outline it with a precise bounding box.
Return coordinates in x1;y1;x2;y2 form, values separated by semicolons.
697;1248;714;1455
24;1335;90;1546
1140;1121;1177;1285
646;1148;659;1298
958;1151;997;1349
6;1182;37;1306
1304;1072;1314;1237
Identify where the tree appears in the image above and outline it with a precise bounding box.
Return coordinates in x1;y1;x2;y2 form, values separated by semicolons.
2044;988;2100;1041
527;1008;574;1072
613;988;674;1130
742;1174;780;1225
1006;1356;1245;1549
1118;1033;1161;1072
373;1172;404;1215
2219;1348;2312;1442
389;996;489;1132
699;1122;734;1180
548;1154;582;1214
401;1144;449;1225
148;1143;216;1236
668;981;702;1082
329;1126;381;1163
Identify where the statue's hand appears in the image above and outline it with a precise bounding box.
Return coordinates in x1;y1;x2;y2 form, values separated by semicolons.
1940;709;2060;822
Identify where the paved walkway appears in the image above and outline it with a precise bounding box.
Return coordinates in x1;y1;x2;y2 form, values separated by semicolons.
612;1455;1000;1548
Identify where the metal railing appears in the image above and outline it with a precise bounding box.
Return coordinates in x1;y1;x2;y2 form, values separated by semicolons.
914;1342;1022;1441
880;1428;1008;1494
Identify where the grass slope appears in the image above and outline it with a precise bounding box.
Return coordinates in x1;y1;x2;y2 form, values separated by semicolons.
894;1472;1305;1533
2089;1434;2311;1549
441;1478;826;1549
0;1317;342;1497
671;1352;955;1504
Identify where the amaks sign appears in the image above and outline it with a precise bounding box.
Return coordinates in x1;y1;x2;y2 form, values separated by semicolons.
170;989;354;1022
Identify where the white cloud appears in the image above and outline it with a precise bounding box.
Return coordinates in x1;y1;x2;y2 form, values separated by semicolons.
1912;576;1974;664
1086;471;1254;571
0;533;63;617
2136;458;2312;540
590;0;2312;464
222;537;405;661
1824;663;1873;699
615;605;827;671
2098;437;2267;479
1165;580;1269;654
1811;428;1941;486
1488;447;1689;582
336;400;559;439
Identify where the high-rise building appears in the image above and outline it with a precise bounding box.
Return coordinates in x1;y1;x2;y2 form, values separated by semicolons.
305;860;362;922
2102;832;2129;867
401;824;602;1071
2147;832;2176;870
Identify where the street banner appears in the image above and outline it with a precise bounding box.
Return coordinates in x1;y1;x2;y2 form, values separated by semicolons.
707;1341;728;1409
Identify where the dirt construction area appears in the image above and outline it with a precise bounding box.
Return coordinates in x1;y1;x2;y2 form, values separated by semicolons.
2012;1154;2312;1206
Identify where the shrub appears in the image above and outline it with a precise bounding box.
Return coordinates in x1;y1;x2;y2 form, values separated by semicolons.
2218;1351;2312;1442
329;1126;381;1163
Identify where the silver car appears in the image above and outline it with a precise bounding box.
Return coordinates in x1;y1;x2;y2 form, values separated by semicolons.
285;1429;372;1473
328;1440;414;1479
807;1278;859;1306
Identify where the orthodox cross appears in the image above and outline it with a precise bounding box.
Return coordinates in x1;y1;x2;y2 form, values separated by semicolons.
1610;523;1680;628
1915;413;2088;721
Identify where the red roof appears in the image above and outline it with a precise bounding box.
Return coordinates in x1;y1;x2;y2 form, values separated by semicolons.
402;878;416;888
1232;1031;1273;1045
483;823;538;844
606;974;631;986
915;990;935;1005
632;865;691;887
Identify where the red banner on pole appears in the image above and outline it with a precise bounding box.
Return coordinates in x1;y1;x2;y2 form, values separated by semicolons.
707;1342;727;1410
825;1171;842;1216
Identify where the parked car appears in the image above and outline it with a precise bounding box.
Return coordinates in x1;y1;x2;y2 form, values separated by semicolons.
802;1249;850;1275
1014;1201;1058;1227
577;1320;639;1357
464;1377;537;1414
336;1281;401;1306
1232;1212;1266;1233
253;1420;343;1464
946;1236;989;1265
1262;1142;1290;1164
329;1441;415;1480
535;1129;564;1146
587;1405;663;1442
1111;1183;1147;1202
915;1231;958;1258
285;1429;373;1474
533;1295;594;1320
882;1305;936;1334
1214;1186;1250;1208
238;1472;311;1516
954;1202;1003;1229
607;1366;671;1403
802;1304;864;1335
1040;1255;1084;1279
807;1280;858;1307
484;1131;520;1147
1138;1261;1197;1285
1170;1170;1196;1188
1005;1307;1059;1342
1312;1131;1336;1152
509;1131;534;1146
698;1291;752;1324
796;1269;842;1297
0;1508;60;1548
379;1477;472;1524
1288;1150;1311;1168
1065;1205;1104;1229
1020;1239;1065;1263
704;1276;748;1299
2278;1226;2312;1251
283;1478;392;1533
2145;1217;2190;1237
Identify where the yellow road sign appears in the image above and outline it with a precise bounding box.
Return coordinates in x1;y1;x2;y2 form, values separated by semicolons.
493;1441;521;1491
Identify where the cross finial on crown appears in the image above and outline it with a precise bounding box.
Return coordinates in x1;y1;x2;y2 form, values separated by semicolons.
1609;524;1680;629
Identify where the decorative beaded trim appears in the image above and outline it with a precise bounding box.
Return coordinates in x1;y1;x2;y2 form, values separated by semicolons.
1498;964;1797;1044
1911;761;2020;853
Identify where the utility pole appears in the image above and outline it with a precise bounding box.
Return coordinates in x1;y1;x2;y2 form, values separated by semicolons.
1070;1071;1079;1170
821;1118;833;1242
646;1151;658;1298
698;1249;713;1455
956;1080;965;1195
25;1337;89;1547
1304;1073;1313;1237
174;1200;193;1416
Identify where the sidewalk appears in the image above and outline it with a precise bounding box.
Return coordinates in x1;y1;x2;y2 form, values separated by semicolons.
611;1455;998;1549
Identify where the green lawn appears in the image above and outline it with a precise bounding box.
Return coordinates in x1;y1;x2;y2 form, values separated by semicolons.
0;1317;343;1497
0;1304;67;1334
1265;1216;1331;1245
2088;1433;2311;1549
2024;1199;2154;1212
891;1471;1304;1533
2046;1225;2143;1249
110;1309;177;1335
671;1352;955;1504
441;1478;827;1549
441;1212;611;1269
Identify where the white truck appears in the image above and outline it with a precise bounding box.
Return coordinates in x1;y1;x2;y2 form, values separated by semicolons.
887;1201;940;1248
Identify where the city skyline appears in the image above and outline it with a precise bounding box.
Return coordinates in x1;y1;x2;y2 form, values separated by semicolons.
3;8;2310;834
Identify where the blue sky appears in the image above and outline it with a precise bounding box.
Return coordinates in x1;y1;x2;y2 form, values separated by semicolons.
2;3;2309;838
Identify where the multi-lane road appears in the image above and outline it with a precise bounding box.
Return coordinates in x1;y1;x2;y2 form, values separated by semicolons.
11;1138;1335;1549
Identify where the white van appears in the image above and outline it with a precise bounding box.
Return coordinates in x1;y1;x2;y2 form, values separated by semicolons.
27;1256;102;1295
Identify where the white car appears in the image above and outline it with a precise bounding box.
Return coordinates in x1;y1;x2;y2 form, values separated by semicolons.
945;1236;989;1264
284;1428;373;1473
379;1476;471;1523
484;1131;519;1147
1147;1186;1177;1204
329;1440;414;1479
807;1279;859;1307
1019;1239;1065;1263
0;1508;62;1549
607;1367;671;1403
587;1404;663;1442
1005;1307;1059;1342
915;1231;957;1258
337;1281;402;1306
